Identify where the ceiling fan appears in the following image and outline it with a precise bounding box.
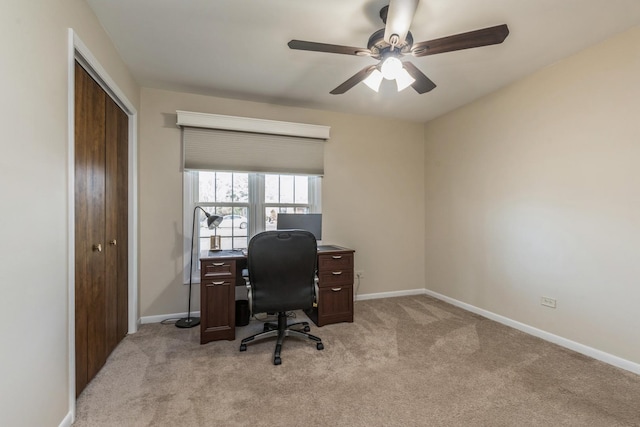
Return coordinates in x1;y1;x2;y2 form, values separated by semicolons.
288;0;509;95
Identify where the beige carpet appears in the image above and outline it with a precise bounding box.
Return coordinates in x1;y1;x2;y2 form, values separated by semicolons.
74;295;640;426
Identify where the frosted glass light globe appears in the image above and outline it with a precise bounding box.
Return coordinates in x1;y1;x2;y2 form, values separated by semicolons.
363;69;384;92
381;57;402;80
395;68;415;91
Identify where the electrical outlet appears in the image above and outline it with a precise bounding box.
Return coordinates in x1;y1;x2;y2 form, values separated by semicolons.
541;296;556;308
355;270;364;279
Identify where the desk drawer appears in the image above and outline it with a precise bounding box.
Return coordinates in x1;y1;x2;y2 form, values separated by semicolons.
201;278;234;287
201;260;236;279
313;284;353;326
318;269;353;287
318;253;353;271
200;277;235;343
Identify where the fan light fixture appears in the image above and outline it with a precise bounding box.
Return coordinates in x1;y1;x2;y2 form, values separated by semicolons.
363;56;415;93
363;69;384;92
381;56;403;79
395;68;415;91
288;3;510;96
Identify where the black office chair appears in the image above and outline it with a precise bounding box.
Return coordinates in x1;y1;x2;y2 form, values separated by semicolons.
239;230;324;365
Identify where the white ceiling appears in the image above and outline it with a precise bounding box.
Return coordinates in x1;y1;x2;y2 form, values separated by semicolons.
86;0;640;123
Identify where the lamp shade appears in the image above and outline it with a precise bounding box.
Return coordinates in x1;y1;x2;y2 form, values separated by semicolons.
206;213;223;229
395;68;415;92
363;69;384;92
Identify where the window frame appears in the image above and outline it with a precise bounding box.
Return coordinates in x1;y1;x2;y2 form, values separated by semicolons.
183;171;321;283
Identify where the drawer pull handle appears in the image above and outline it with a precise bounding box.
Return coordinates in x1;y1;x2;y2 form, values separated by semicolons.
331;287;342;292
212;262;225;266
109;239;117;246
332;255;343;259
92;243;102;252
212;281;225;285
332;271;343;275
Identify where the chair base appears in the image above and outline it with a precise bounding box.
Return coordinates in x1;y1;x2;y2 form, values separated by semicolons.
239;312;323;365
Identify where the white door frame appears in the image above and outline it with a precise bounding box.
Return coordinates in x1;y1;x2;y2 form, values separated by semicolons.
66;28;139;422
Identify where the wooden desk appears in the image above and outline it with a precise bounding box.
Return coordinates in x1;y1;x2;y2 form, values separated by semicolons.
199;245;354;344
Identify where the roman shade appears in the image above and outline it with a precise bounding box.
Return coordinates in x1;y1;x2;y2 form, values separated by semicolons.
177;111;330;175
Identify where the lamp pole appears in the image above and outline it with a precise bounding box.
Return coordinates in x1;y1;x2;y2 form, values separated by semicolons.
176;206;222;328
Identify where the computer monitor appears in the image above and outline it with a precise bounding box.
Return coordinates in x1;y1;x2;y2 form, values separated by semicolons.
276;213;322;241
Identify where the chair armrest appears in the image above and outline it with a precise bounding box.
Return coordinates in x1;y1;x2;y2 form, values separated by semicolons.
243;269;253;314
313;274;319;307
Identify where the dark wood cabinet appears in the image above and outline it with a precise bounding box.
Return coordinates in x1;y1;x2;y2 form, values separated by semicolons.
200;255;246;343
306;247;355;327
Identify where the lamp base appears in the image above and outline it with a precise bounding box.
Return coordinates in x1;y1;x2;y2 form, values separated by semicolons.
175;316;201;328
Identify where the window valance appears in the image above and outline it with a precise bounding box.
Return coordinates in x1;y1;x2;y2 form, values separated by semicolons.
177;111;330;175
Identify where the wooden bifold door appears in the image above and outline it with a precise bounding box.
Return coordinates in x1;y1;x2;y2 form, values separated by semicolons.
74;62;128;396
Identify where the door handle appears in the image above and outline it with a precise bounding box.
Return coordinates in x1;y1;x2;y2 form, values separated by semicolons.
109;239;117;246
92;243;102;252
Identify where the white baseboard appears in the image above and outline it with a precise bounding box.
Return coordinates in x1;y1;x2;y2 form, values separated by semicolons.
420;288;640;376
356;288;426;301
58;411;73;427
140;311;201;325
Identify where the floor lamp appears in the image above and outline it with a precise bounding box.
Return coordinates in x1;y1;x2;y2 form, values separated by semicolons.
176;206;223;329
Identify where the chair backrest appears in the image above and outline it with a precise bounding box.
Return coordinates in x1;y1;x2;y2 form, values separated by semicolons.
247;230;317;314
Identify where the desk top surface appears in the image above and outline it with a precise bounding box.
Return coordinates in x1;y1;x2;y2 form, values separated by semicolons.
200;244;353;260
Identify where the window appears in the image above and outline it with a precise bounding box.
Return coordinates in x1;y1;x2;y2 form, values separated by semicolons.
192;171;250;251
184;171;321;281
264;174;318;231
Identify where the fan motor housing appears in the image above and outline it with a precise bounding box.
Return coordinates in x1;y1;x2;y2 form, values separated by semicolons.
367;29;413;59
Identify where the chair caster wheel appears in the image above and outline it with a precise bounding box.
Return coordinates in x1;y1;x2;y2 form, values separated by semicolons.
317;343;324;350
304;326;310;332
263;325;270;332
274;357;282;365
239;344;247;352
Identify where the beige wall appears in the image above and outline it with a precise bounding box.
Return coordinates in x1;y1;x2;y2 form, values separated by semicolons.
424;26;640;364
4;1;635;423
0;1;139;425
139;88;425;317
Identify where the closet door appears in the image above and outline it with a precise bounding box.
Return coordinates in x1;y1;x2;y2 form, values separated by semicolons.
105;96;128;353
74;62;129;396
75;62;107;395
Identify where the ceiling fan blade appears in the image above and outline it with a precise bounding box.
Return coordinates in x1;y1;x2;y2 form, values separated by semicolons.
384;0;420;46
288;40;371;56
402;62;436;94
411;24;509;57
330;66;376;95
